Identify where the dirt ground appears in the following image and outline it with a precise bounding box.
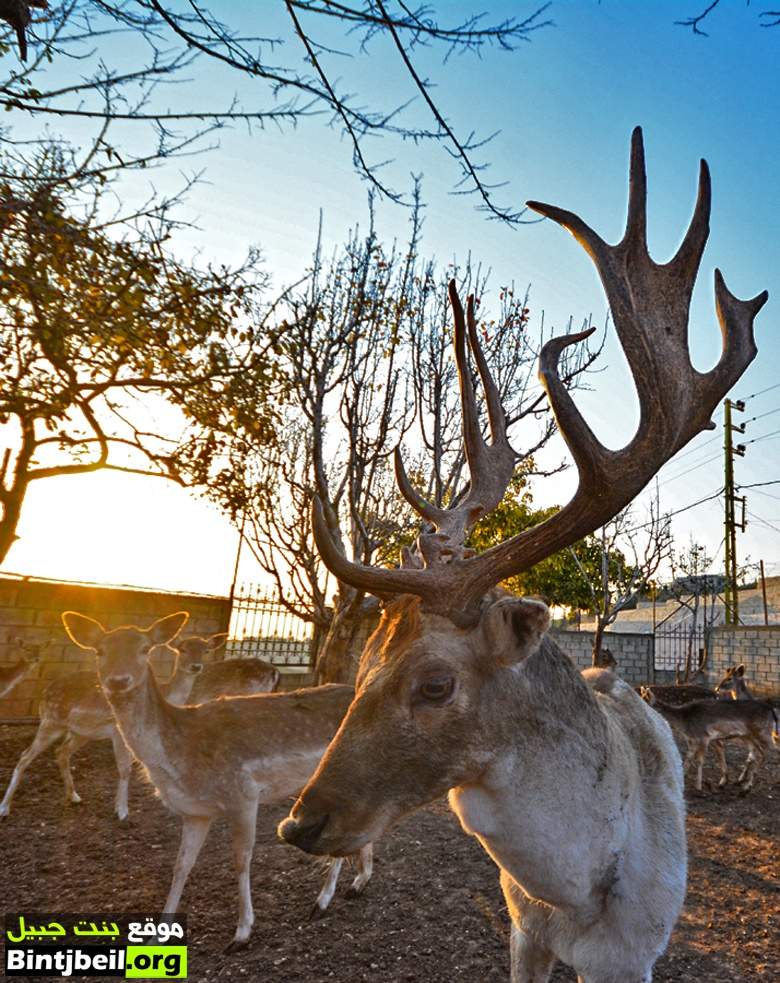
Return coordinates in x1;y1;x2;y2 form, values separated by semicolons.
0;724;777;983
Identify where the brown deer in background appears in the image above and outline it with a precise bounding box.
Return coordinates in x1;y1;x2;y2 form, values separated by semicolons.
279;129;768;982
62;611;373;951
640;686;778;791
715;663;753;700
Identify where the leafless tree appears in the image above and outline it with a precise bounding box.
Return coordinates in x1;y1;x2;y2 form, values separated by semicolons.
0;1;553;224
212;197;600;684
570;488;672;666
666;540;727;682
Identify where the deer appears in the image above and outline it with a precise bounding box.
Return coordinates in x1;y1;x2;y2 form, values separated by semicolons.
0;640;40;699
277;128;768;983
714;663;753;700
640;686;778;791
0;631;277;821
61;610;374;951
176;635;281;703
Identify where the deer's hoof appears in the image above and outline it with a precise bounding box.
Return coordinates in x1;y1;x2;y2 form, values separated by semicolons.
345;885;365;899
223;938;250;955
308;903;328;922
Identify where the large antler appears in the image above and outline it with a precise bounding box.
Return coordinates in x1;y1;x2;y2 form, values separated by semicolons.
312;128;768;626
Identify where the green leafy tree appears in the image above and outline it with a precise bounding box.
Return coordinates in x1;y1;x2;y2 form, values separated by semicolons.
468;470;616;615
0;139;277;565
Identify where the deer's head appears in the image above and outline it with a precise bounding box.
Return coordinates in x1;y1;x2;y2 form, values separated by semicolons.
279;128;767;859
172;633;228;675
62;611;189;695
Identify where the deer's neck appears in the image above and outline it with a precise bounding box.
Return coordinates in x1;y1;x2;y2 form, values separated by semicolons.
105;670;182;771
450;639;628;913
160;668;197;706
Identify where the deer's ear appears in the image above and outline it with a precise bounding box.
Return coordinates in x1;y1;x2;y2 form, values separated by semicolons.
207;632;228;653
482;596;550;665
736;664;745;676
62;612;106;650
148;612;189;647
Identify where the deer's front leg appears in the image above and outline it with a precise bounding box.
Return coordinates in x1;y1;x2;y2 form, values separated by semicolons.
311;858;343;920
501;871;556;983
55;732;90;804
224;803;258;953
347;842;374;896
164;815;212;917
110;728;133;821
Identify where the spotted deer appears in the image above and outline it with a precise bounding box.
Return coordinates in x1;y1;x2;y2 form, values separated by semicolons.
278;129;768;982
0;640;40;699
175;635;281;703
0;632;208;820
640;686;778;791
61;611;373;951
0;631;277;821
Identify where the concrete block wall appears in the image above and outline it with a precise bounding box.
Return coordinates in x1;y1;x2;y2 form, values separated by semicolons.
0;575;230;721
705;626;780;697
551;630;654;685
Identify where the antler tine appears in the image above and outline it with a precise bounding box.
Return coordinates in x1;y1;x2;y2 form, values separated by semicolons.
311;494;439;601
449;282;485;477
624;126;648;249
538;326;601;482
393;446;446;526
669;158;711;281
707;269;768;399
464;291;510;448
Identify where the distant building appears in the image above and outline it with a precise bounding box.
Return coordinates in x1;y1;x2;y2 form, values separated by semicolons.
579;576;780;634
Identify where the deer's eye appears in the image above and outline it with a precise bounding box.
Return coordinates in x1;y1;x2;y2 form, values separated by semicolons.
418;675;455;704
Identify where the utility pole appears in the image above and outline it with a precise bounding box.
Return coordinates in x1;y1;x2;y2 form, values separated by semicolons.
760;559;769;626
723;398;747;625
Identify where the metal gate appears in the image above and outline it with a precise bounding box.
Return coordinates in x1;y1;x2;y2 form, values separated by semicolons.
227;584;318;667
653;624;707;672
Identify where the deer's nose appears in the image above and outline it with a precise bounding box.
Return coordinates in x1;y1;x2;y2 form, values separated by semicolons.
189;663;204;674
104;674;133;693
277;813;330;853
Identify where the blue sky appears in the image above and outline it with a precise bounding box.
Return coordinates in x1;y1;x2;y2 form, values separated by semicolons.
5;1;779;592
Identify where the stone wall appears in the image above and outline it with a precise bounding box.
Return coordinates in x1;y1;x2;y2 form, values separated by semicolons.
0;575;230;721
551;629;655;685
705;625;780;697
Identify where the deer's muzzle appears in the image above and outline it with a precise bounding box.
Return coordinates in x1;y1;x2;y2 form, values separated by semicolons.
278;813;330;854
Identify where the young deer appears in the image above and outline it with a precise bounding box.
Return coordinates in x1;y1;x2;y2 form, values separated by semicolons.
0;641;40;699
62;611;373;950
0;632;274;820
640;687;778;791
278;130;768;982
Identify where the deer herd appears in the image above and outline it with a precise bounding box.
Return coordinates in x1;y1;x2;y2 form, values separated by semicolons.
0;130;776;981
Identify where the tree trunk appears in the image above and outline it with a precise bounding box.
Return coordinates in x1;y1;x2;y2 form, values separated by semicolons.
591;621;607;667
0;489;25;566
315;603;367;684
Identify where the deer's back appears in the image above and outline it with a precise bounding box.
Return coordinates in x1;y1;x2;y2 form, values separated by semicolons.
188;658;279;703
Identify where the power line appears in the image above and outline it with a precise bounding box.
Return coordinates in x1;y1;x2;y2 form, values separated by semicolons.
623;487;723;535
658;451;722;487
744;426;780;446
740;381;780;402
746;509;780;536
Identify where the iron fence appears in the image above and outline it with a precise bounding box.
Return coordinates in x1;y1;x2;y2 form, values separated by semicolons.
227;584;319;667
653;624;708;672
